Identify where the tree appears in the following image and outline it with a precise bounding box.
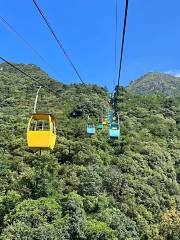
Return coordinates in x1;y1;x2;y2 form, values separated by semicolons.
160;199;180;240
0;198;68;240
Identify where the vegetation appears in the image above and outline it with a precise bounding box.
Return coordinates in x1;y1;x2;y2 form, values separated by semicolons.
128;72;180;96
0;63;179;239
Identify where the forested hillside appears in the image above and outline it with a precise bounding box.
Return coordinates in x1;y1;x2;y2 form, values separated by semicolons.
0;63;180;240
128;72;180;96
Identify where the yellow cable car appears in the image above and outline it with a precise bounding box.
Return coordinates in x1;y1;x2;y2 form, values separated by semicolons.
27;113;56;150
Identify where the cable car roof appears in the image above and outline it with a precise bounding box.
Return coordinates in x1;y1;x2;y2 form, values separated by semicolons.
30;112;56;121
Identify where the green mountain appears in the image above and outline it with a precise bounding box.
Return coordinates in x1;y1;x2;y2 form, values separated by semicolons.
127;72;180;96
0;63;180;240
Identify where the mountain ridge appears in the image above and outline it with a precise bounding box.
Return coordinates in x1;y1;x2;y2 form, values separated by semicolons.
127;72;180;96
1;63;180;96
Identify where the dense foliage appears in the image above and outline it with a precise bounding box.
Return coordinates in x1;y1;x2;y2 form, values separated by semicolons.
0;63;179;239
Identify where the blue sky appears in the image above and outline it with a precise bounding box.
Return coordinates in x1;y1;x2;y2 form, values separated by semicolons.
1;0;180;91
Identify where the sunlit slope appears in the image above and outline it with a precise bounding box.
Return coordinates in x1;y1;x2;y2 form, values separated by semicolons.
0;62;109;154
128;72;180;96
0;63;179;239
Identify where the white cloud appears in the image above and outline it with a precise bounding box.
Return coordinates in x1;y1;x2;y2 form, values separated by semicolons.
165;70;180;77
175;74;180;77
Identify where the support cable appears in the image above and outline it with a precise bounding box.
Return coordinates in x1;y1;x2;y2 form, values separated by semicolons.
117;0;129;87
0;56;59;96
113;0;118;87
0;16;64;81
32;0;85;84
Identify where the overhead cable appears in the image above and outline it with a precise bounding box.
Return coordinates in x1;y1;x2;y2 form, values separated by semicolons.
0;56;59;96
117;0;129;87
0;15;64;81
32;0;85;84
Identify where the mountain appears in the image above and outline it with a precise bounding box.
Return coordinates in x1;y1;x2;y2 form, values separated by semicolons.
127;72;180;96
0;63;180;240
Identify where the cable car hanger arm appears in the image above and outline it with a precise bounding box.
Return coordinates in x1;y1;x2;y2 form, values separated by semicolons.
33;86;42;113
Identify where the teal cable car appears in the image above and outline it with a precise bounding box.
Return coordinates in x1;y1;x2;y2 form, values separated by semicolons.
87;123;96;135
109;122;120;138
109;114;120;139
98;113;103;130
98;122;103;129
86;115;96;135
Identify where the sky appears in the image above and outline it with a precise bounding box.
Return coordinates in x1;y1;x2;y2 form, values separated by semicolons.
1;0;180;91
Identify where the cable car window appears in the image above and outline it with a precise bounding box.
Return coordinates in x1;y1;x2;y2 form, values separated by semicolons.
29;119;37;131
111;124;118;129
52;122;55;133
43;120;49;130
29;119;49;131
36;120;44;130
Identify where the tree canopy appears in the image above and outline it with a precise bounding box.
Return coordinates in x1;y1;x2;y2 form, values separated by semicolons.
0;63;179;239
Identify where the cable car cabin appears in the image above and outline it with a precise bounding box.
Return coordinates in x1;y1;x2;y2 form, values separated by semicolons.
27;113;56;150
103;115;109;126
102;121;107;126
87;123;96;135
98;122;103;129
98;116;103;129
109;122;120;139
104;117;110;125
98;116;103;123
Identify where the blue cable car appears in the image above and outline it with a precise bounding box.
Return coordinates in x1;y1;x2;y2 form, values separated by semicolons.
109;122;120;138
109;113;121;139
87;123;96;135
